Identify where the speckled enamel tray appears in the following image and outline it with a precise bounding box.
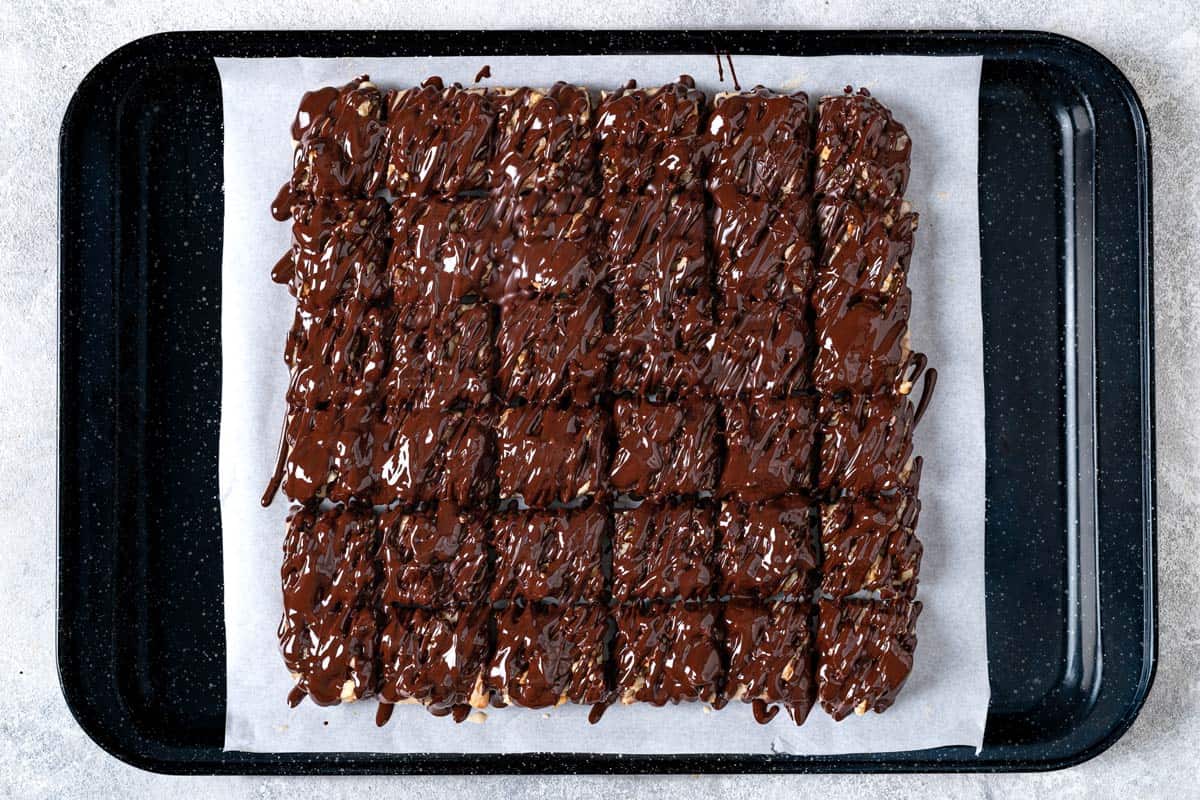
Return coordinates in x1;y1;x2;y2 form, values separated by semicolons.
57;29;1155;774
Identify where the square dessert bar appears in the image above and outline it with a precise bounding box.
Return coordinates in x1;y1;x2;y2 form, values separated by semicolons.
371;406;495;507
388;197;496;322
610;398;718;498
716;497;817;600
595;78;705;196
385;301;494;411
496;404;609;507
490;503;608;604
724;600;816;725
707;302;812;399
705;88;811;199
614;602;723;705
495;292;607;405
709;190;814;311
494;197;601;301
814;89;913;214
601;189;709;303
719;397;818;501
818;392;918;496
487;603;613;709
817;597;921;720
812;200;917;321
279;506;380;706
608;290;715;398
278;198;390;315
277;401;380;505
489;84;596;197
377;504;490;608
612;501;715;602
386;78;494;197
284;302;390;411
275;75;387;215
821;490;922;600
377;604;492;718
812;286;913;396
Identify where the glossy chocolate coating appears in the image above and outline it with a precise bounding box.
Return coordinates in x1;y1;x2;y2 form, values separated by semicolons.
275;197;390;314
813;286;912;396
489;84;596;196
813;89;912;224
371;407;495;506
385;301;494;411
602;189;709;302
615;602;723;705
496;405;609;507
705;88;811;199
377;604;491;717
495;196;601;301
276;401;380;505
710;186;814;312
488;603;613;708
595;78;705;195
708;302;812;399
818;392;917;496
495;292;607;405
490;504;608;604
272;75;387;218
612;501;715;602
719;397;817;501
388;197;496;322
821;489;922;600
812;201;917;321
608;291;715;398
386;78;494;197
610;398;718;498
716;497;816;600
377;504;490;608
817;597;921;720
724;600;815;725
279;506;380;706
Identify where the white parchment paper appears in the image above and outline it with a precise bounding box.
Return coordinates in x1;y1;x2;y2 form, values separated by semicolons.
218;54;987;755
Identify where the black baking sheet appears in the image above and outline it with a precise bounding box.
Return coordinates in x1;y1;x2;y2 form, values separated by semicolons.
57;29;1155;774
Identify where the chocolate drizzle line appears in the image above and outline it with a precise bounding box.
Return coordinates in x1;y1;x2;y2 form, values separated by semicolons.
266;76;931;728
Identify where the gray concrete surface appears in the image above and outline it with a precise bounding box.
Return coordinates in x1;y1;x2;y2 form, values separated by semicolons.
1;0;1195;796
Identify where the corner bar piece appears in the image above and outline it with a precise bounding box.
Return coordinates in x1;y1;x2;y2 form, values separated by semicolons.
272;75;387;219
817;596;921;720
279;506;380;707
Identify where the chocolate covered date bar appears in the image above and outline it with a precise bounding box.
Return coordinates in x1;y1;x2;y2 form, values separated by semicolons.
496;404;609;506
817;596;921;720
279;506;380;707
610;398;718;498
377;504;490;608
488;603;613;709
612;501;715;603
724;600;816;725
716;497;817;600
490;503;608;604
